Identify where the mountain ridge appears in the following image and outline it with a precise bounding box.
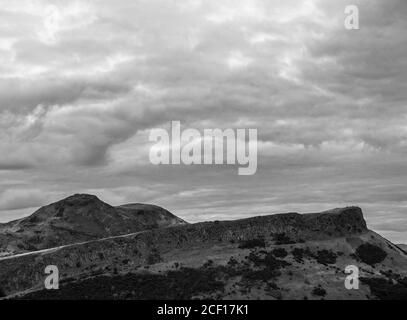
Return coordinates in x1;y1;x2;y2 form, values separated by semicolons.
0;194;187;257
1;200;406;300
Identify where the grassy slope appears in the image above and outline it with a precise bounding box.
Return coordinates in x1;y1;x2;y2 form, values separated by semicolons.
15;231;407;300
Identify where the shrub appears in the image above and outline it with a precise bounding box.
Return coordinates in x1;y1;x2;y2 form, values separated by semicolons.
272;248;288;258
242;268;281;281
227;257;238;267
355;243;387;265
292;248;314;263
203;260;214;268
238;238;266;249
312;286;326;297
361;277;407;300
19;267;225;300
266;282;279;290
247;251;265;266
315;250;337;265
263;253;291;269
245;251;290;281
273;233;295;245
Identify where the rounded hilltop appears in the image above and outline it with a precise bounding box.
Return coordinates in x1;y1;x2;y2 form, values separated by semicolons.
0;193;187;256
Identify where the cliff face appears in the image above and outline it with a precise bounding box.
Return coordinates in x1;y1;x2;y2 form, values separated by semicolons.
0;194;187;256
128;206;368;251
0;206;374;297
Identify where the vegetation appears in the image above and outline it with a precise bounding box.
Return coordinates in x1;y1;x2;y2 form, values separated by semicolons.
312;286;327;297
203;260;214;268
238;238;266;249
146;249;162;265
273;233;295;245
356;243;387;265
263;253;291;270
227;257;238;267
315;250;337;265
19;267;225;300
272;248;288;258
243;250;291;282
291;248;314;263
242;268;280;281
290;248;337;265
361;277;407;300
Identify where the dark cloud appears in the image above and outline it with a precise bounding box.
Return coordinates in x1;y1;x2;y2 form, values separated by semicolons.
0;0;406;242
0;189;46;211
0;161;33;171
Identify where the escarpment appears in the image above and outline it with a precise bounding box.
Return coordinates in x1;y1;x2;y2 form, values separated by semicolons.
0;206;370;297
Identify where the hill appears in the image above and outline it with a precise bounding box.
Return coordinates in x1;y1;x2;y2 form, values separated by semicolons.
1;206;406;300
0;194;187;257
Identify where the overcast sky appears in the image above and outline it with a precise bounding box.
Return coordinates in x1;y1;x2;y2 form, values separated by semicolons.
0;0;406;243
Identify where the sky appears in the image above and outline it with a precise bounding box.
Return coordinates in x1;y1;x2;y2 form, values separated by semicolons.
0;0;406;243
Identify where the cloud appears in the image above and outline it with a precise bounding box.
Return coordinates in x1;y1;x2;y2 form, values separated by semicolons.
0;189;46;211
0;160;33;171
0;0;406;242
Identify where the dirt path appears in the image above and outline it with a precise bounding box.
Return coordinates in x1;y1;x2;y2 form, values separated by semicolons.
0;230;146;261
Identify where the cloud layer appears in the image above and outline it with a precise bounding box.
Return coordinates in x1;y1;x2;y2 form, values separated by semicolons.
0;0;406;242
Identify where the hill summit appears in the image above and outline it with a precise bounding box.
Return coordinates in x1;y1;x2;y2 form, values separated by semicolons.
0;194;187;256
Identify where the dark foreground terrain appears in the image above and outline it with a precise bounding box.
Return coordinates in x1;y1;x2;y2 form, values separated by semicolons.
0;195;406;300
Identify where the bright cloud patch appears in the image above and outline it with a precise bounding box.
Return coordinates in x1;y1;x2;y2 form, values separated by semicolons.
0;0;406;242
